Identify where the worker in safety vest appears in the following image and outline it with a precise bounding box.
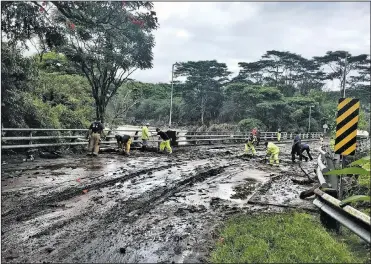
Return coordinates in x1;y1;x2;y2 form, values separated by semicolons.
244;136;256;156
141;123;150;150
156;128;172;154
277;129;281;142
264;141;280;166
115;134;132;155
87;119;105;156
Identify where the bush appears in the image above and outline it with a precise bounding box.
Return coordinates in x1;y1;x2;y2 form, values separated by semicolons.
238;118;266;133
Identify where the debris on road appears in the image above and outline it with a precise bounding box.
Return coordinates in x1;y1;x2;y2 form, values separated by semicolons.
1;143;321;263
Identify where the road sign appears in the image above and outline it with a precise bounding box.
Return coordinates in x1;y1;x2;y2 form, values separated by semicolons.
334;98;360;155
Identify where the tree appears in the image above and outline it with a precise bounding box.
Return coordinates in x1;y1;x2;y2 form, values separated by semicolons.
34;51;76;74
51;1;159;123
24;72;94;129
2;1;159;124
1;42;38;128
220;83;251;122
238;118;266;133
105;82;145;128
233;61;264;85
235;51;326;96
175;60;231;125
314;51;369;96
1;1;64;50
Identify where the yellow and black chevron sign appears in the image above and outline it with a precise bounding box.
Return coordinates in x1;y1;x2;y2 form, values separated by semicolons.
334;98;360;155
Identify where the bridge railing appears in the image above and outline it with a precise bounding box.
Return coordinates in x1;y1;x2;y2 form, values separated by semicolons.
314;138;370;244
1;128;323;149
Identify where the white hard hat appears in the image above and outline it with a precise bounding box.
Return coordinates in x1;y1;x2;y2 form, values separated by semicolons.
146;123;150;126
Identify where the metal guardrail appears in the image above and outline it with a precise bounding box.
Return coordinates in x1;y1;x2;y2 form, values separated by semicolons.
314;140;371;243
1;128;323;150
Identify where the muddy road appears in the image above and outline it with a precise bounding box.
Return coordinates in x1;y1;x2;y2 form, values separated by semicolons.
1;142;320;263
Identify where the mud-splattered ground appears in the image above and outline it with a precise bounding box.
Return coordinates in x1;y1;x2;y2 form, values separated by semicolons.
1;142;320;263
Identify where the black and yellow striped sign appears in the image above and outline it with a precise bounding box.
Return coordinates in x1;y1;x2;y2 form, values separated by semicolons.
334;98;360;155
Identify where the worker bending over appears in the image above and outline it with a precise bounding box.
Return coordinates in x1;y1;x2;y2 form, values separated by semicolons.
293;131;301;145
264;141;280;166
277;129;281;142
156;128;172;154
141;123;150;150
292;143;313;162
87;119;105;156
115;134;132;155
245;136;256;156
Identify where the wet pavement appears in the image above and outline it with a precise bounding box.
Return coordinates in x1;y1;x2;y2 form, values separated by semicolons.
1;143;321;263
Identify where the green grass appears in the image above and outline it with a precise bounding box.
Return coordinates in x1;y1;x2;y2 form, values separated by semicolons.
210;212;366;263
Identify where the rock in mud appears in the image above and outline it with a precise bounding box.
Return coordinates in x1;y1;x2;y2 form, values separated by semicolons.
174;208;187;216
174;245;182;255
119;247;126;254
45;247;54;253
210;197;222;206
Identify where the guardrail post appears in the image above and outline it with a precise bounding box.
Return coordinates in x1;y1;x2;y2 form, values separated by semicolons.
322;153;341;232
29;131;33;145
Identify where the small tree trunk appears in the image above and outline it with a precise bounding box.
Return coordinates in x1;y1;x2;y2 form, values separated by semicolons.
95;97;106;124
95;101;100;121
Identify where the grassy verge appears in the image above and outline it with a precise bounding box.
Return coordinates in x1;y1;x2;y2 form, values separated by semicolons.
210;212;368;263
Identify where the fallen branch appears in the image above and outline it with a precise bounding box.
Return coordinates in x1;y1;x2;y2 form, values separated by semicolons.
299;163;316;183
299;184;321;199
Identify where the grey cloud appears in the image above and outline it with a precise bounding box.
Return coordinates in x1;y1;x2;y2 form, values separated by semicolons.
130;2;370;84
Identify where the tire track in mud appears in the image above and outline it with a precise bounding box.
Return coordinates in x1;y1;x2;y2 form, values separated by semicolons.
2;161;241;263
1;162;183;224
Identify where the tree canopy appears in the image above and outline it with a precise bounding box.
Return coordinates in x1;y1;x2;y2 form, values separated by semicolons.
1;2;370;133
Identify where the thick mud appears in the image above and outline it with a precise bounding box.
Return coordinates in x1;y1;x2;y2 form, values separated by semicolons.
1;143;321;263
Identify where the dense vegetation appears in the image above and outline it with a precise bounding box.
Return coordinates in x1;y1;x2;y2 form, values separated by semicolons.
1;1;370;133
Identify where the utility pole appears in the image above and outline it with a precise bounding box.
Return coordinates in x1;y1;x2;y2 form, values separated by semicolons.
169;63;176;128
342;52;347;98
308;105;314;132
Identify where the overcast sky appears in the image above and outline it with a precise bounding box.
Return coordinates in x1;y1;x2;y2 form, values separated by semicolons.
130;2;370;89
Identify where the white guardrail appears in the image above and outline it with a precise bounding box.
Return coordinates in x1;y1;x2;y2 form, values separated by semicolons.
314;139;370;244
1;128;323;149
